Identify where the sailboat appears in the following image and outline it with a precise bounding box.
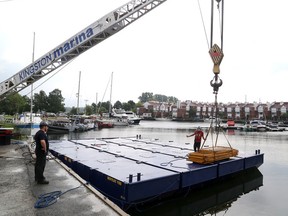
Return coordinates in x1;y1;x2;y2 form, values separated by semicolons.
14;113;42;136
96;72;131;127
14;33;41;136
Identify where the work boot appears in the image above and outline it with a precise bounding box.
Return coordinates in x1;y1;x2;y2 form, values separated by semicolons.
37;179;49;184
35;177;46;182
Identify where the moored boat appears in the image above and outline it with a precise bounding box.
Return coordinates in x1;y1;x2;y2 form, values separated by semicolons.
47;119;76;133
239;120;267;132
112;109;141;125
13;113;42;135
96;119;114;129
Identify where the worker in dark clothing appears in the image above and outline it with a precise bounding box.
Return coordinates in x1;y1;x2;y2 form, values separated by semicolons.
34;121;49;184
186;126;206;152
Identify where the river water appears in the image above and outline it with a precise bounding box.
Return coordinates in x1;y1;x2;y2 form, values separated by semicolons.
48;120;288;216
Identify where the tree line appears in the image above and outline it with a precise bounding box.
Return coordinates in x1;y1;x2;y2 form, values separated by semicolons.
0;89;65;115
0;90;177;116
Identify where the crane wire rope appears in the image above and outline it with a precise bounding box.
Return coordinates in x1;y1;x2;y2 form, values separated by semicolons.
217;0;224;50
201;0;228;150
197;0;210;49
24;58;75;97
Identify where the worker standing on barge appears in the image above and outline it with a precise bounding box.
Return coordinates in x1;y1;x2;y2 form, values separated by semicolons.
187;127;206;152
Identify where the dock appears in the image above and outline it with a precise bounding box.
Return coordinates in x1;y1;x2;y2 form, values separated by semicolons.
0;142;128;216
49;136;264;211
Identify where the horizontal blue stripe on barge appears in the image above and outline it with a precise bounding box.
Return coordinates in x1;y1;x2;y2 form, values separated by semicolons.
49;137;264;208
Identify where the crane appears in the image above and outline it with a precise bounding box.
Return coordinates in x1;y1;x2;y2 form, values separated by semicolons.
0;0;167;100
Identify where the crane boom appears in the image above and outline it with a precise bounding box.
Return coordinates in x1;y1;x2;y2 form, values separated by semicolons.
0;0;166;99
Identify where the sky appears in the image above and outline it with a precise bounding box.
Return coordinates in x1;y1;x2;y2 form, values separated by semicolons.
0;0;288;108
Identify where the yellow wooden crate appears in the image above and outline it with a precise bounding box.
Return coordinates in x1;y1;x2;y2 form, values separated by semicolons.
187;146;238;164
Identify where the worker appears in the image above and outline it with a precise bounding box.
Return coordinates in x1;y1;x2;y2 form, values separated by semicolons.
186;126;206;152
34;121;50;184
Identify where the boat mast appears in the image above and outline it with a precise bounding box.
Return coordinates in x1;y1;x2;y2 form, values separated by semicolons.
109;72;113;115
77;71;81;116
30;32;35;137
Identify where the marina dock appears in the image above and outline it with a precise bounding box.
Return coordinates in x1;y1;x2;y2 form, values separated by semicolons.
0;143;128;216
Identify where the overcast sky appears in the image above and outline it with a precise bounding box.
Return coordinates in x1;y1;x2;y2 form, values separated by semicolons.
1;0;288;108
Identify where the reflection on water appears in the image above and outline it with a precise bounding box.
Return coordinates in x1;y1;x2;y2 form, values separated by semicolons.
128;168;263;216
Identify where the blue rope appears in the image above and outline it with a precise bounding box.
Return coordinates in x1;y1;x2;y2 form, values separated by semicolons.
34;185;82;208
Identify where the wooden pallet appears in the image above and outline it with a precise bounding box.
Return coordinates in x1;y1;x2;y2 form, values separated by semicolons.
187;146;239;164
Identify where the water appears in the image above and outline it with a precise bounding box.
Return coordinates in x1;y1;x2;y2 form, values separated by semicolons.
48;120;288;216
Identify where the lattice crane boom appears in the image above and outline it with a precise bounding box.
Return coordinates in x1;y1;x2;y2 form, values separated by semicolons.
0;0;166;99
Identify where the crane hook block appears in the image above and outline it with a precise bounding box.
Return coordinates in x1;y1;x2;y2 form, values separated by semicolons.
213;64;220;74
209;44;224;66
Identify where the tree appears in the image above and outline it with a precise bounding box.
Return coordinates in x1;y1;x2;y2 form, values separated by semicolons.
97;101;110;113
167;96;178;104
138;92;178;104
136;101;143;106
127;100;135;109
122;102;131;111
154;94;167;102
47;89;65;113
138;92;153;103
22;96;31;112
114;100;122;109
69;106;78;115
91;103;97;114
33;90;48;113
0;93;27;115
85;105;93;115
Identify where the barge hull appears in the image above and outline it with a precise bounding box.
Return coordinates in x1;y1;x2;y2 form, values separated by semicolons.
49;137;264;209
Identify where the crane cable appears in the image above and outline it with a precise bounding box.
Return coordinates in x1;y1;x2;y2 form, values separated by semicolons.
24;58;75;97
200;0;227;149
197;0;210;49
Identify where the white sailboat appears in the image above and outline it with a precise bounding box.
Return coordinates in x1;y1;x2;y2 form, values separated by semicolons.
14;33;41;136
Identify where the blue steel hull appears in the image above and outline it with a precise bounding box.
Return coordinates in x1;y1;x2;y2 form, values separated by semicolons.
15;123;40;129
49;137;264;209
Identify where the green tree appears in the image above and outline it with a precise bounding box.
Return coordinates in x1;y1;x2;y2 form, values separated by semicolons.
47;89;65;113
0;93;27;115
154;94;167;102
122;102;130;111
97;101;110;113
138;92;153;103
127;100;135;109
85;105;93;115
136;101;143;107
167;96;178;103
114;100;122;109
33;90;48;113
23;95;31;112
69;106;78;115
91;103;97;114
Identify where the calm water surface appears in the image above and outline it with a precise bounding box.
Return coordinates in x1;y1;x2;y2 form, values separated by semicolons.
49;120;288;216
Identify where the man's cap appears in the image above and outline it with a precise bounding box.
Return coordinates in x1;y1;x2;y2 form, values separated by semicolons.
40;121;49;127
197;126;201;130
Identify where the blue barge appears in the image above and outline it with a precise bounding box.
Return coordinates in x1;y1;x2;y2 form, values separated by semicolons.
49;137;264;209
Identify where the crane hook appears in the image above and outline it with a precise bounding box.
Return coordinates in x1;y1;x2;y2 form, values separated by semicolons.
210;75;223;94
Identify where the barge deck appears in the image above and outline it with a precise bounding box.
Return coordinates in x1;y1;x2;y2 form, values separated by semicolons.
49;136;264;210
